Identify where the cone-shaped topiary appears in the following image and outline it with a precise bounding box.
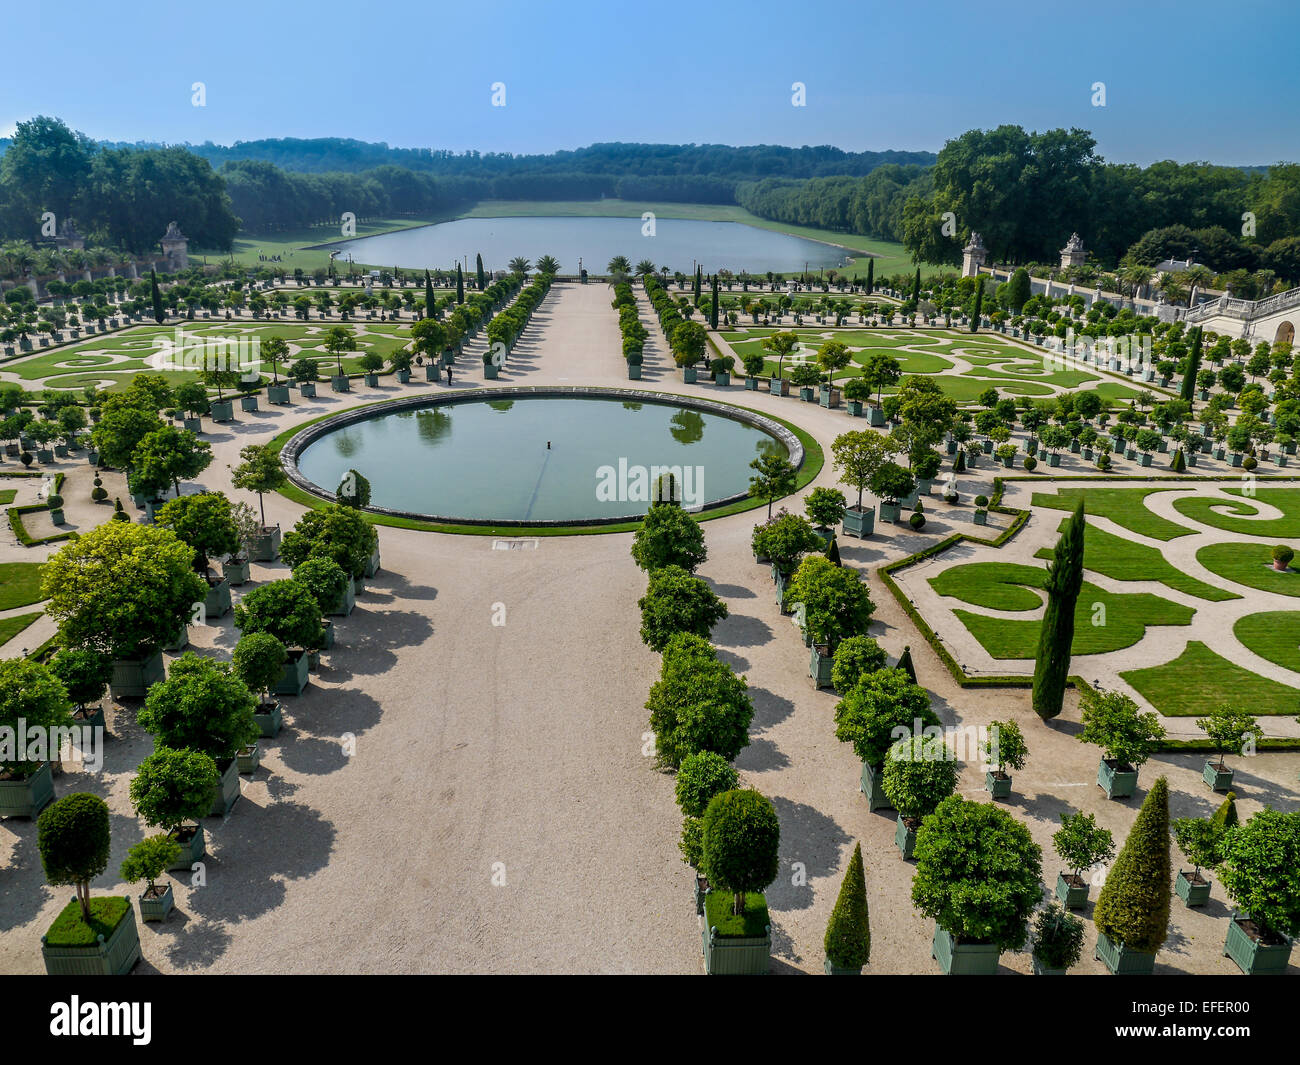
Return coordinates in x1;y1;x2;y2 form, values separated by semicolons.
952;450;966;473
896;645;917;684
111;497;129;521
826;537;841;567
1170;448;1186;472
1210;791;1239;834
824;841;870;971
1093;775;1171;954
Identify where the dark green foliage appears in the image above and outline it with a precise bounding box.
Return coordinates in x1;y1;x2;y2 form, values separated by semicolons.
38;793;111;920
280;504;378;579
291;556;351;616
138;652;260;762
336;468;371;509
675;750;739;817
150;269;163;324
826;536;841;566
1093;776;1171;954
638;565;728;653
1210;791;1239;834
881;735;959;818
1181;327;1202;404
128;747;218;832
1170;447;1186;472
120;834;182;894
1032;500;1085;719
895;646;917;683
1032;903;1085;971
952;449;966;473
645;634;753;769
969;282;983;333
630;503;707;573
701;788;781;916
824;841;870;969
749;453;798;520
47;646;110;710
910;795;1042;951
233;579;324;650
833;667;938;767
831;635;888;694
1217;809;1300;938
787;555;874;649
231;631;287;703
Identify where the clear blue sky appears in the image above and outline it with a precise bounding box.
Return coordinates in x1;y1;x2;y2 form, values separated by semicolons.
3;0;1296;166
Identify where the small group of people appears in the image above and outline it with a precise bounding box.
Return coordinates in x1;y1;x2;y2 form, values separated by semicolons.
256;252;292;262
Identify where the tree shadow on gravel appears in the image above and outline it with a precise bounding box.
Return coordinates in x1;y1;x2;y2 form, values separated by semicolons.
368;571;439;603
735;736;789;773
747;687;795;731
707;581;756;600
711;612;773;650
277;735;357;777
160;913;235;971
714;648;750;673
766;796;853;920
320;608;434;679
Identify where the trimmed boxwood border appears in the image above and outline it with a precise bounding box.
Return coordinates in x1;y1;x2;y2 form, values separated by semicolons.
267;390;823;536
6;473;75;547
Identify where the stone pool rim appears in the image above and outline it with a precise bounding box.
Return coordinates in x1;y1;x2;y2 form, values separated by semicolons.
280;385;805;528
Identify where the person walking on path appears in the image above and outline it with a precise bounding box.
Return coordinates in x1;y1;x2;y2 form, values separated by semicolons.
446;364;453;386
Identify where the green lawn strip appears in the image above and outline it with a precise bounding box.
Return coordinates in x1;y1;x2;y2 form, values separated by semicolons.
928;562;1045;611
0;611;42;646
1196;542;1300;597
1121;640;1300;716
42;896;131;947
1173;487;1300;538
266;393;823;536
1032;521;1238;602
1031;486;1193;541
1233;611;1300;672
0;490;15;505
0;561;46;610
704;889;770;937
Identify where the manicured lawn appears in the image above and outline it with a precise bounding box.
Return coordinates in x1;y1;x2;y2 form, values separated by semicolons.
1174;488;1300;538
1121;640;1300;716
1233;611;1300;672
0;490;15;506
1032;487;1193;541
0;561;46;610
931;562;1194;659
0;611;42;646
1034;521;1238;602
704;889;770;937
1196;541;1300;597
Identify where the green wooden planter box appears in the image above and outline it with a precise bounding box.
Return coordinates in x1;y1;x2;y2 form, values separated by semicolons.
483;364;499;379
110;651;165;700
1097;758;1137;799
810;644;834;689
167;825;205;871
1056;872;1089;910
860;762;893;811
846;399;863;417
73;704;106;735
774;570;791;613
321;619;335;649
878;501;900;523
222;556;251;585
1031;954;1068;975
331;375;350;393
41;899;141;975
138;884;174;922
1095;931;1155;974
768;376;788;397
894;814;918;859
824;957;863;975
237;743;261;775
240;395;259;412
248;524;281;562
204;577;232;619
985;770;1012;799
299;382;317;398
842;505;874;538
703;908;771;975
268;384;292;405
745;376;760;391
274;649;310;696
208;757;241;817
1175;870;1211;907
396;369;411;384
183;415;203;433
328;579;356;616
1203;761;1233;791
1224;916;1294;975
682;366;697;384
627;364;641;380
819;385;840;408
353;574;366;596
798;386;815;402
866;406;885;427
972;509;989;526
253;699;282;739
0;761;55;819
714;371;730;387
932;924;1000;975
210;399;234;423
365;545;381;578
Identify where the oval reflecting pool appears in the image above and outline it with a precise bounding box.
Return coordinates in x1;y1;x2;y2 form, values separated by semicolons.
289;392;795;524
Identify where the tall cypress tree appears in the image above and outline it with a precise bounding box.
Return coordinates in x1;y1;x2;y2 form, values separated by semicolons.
970;281;984;334
475;253;485;291
710;276;719;329
1181;326;1202;403
1032;500;1086;719
424;270;435;319
866;258;874;295
150;268;164;324
693;266;702;304
1093;776;1171;956
910;267;921;307
456;264;464;305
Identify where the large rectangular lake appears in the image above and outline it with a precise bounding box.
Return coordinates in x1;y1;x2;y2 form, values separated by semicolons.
325;215;854;274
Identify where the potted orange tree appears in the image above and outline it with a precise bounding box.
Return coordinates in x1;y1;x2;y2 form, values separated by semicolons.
120;835;183;922
833;666;939;811
699;788;780;975
129;747;219;874
1052;811;1114;910
0;659;73;818
881;734;958;859
1078;688;1165;799
1195;704;1263;792
1217;808;1300;974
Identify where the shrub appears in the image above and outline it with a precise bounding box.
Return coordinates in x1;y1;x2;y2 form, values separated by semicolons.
137;653;259;762
1093;776;1171;954
1023;455;1037;471
46;493;63;509
1170;448;1186;472
1078;688;1165;768
824;841;870;969
909;510;925;530
645;634;753;769
1194;704;1263;769
754;511;822;575
804;487;848;529
129;747;219;832
1210;791;1239;834
1217;809;1300;939
881;735;959;819
280;504;377;580
833;667;938;768
630;503;707;573
1243;454;1257;471
1032;903;1085;971
786;555;874;649
119;834;182;896
38;793;111;921
701;788;781;917
638;565;728;653
232;632;287;705
982;718;1028;775
233;579;324;650
1172;816;1224;878
47;647;110;711
974;494;989;508
911;796;1043;951
675;750;739;818
0;659;74;776
1273;544;1294;566
1053;811;1115;879
336;468;371;509
154;491;241;574
291;556;351;615
830;635;888;694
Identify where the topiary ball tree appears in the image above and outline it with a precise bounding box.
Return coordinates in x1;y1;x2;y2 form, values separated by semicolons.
645;634;753;769
881;734;959;821
787;555;875;651
291;556;351;616
675;750;739;868
0;659;74;777
128;747;219;834
154;491;241;576
630;503;707;573
830;635;888;695
41;521;207;661
824;841;870;972
638;565;728;653
280;504;377;580
910;795;1043;952
233;579;324;651
137;653;259;764
38;792;111;921
1217;808;1300;941
701;788;781;917
833;667;938;769
47;646;111;713
336;468;371;509
1093;775;1171;955
232;632;288;707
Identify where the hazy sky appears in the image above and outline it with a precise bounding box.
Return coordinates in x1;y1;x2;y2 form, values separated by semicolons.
3;0;1295;166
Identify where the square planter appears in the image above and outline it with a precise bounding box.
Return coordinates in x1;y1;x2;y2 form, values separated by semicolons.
299;382;317;398
972;509;989;526
0;761;55;819
423;363;439;382
36;448;54;463
1203;760;1234;792
237;743;261;775
248;524;281;562
798;386;815;402
1175;869;1211;907
222;556;251;586
1224;916;1294;975
714;371;730;387
204;576;232;619
768;377;788;397
208;757;241;817
774;570;791;614
878;501;900;523
396;369;411;384
1139;453;1152;467
167;825;205;871
627;364;641;380
819;386;841;408
810;644;834;689
866;406;886;427
895;814;919;859
110;651;165;700
745;377;760;391
860;762;893;812
932;924;1000;975
984;770;1011;799
331;375;350;393
274;649;310;696
682;366;697;384
253;699;283;738
1056;871;1090;910
1095;931;1156;974
138;883;174;923
328;578;356;616
41;899;141;976
842;505;875;538
268;384;291;405
240;395;259;413
1097;758;1137;800
320;619;335;649
365;545;381;578
702;894;771;975
183;416;202;433
210;399;234;423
